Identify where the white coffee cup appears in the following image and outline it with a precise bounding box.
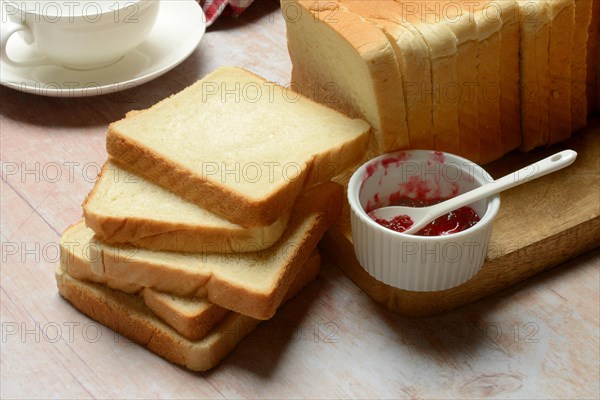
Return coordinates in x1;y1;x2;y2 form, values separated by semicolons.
1;0;160;70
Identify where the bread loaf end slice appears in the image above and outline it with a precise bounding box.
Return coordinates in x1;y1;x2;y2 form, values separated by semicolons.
283;0;408;155
337;0;435;151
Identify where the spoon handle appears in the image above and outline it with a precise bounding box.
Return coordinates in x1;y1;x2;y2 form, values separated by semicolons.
421;150;578;222
491;149;578;191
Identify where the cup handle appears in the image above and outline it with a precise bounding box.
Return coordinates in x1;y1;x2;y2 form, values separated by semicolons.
1;20;51;67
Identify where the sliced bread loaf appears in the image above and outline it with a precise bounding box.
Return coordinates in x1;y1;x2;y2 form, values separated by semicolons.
335;1;435;151
496;0;522;153
83;161;290;253
85;182;342;320
334;0;518;162
547;0;575;145
472;2;503;163
341;0;463;155
282;0;408;154
407;2;461;155
55;248;320;371
443;0;481;162
571;0;593;131
518;0;551;151
107;67;368;228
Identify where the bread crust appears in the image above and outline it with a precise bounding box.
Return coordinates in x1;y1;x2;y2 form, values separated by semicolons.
446;2;480;162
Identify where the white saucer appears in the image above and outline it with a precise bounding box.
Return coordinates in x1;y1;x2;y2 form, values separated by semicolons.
0;0;206;97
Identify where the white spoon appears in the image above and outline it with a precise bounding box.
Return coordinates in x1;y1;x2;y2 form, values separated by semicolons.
368;150;578;235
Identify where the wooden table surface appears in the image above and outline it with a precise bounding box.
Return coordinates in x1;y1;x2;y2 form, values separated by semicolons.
1;1;599;398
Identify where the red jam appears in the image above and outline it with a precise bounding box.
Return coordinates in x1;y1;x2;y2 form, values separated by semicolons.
371;197;481;236
372;214;415;232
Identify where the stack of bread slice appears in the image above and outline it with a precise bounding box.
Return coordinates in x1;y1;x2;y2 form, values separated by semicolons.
57;66;370;371
283;0;599;162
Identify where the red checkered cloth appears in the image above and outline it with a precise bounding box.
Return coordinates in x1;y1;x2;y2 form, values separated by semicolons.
199;0;255;26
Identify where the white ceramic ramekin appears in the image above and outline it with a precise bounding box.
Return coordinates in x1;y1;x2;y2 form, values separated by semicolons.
348;150;500;292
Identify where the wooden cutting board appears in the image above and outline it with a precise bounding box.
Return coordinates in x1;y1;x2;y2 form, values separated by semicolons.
320;119;600;317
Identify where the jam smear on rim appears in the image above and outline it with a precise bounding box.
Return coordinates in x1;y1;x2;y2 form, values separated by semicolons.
371;197;481;236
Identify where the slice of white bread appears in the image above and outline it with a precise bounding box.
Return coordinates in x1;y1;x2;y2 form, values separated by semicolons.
106;66;368;228
83;161;290;253
55;249;320;372
60;225;320;340
518;0;551;151
547;0;575;145
282;0;408;155
139;289;230;341
571;0;593;131
84;182;342;320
